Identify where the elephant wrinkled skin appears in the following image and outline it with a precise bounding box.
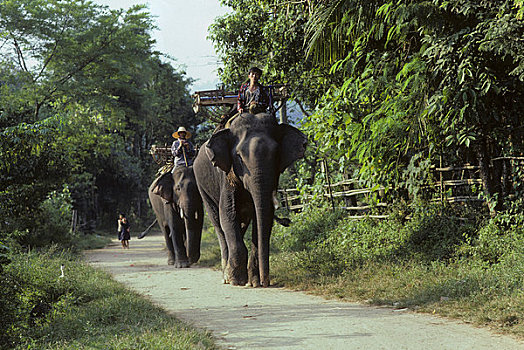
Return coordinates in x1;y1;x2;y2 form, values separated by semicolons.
148;166;204;267
194;113;306;287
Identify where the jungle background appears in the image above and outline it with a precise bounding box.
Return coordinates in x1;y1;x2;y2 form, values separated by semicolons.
1;0;524;348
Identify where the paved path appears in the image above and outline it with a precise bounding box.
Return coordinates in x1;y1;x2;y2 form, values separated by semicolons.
85;232;524;350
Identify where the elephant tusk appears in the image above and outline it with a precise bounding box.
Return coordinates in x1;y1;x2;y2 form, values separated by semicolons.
180;208;184;219
195;211;198;220
272;190;279;210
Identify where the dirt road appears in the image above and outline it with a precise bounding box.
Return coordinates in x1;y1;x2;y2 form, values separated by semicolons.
85;232;524;350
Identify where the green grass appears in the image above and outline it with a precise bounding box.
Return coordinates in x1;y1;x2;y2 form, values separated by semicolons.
1;243;218;349
197;226;222;269
72;231;113;251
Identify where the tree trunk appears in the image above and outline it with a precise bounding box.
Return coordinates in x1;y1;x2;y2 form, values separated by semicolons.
476;139;503;215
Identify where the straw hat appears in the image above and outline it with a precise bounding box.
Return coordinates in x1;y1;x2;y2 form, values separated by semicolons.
172;126;192;139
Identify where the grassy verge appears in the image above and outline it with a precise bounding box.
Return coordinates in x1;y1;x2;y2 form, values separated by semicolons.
197;222;222;269
267;204;524;339
1;238;218;349
271;257;524;335
73;231;113;251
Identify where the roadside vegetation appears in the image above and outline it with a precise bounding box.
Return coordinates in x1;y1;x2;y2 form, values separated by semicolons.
197;199;524;338
0;236;218;350
268;201;524;338
205;0;524;339
0;187;216;349
0;2;217;348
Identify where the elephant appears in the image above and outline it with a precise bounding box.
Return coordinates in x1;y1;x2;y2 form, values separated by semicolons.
193;112;307;287
147;166;204;267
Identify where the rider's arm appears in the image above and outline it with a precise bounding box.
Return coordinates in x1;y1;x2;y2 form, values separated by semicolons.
237;84;247;113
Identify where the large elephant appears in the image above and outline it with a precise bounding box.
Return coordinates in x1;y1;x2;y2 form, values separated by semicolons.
147;166;204;267
193;113;307;287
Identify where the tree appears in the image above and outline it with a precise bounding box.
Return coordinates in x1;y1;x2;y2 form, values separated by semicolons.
211;0;524;212
0;0;156;121
302;0;524;210
209;0;329;108
0;0;198;239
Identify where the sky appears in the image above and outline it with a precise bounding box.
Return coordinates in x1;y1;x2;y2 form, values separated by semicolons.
94;0;231;93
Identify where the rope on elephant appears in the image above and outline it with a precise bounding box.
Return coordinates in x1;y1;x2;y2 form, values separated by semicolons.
156;162;174;176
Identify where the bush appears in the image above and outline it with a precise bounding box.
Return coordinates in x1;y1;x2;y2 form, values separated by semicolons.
31;187;74;247
464;215;524;265
401;205;476;261
0;247;216;349
2;187;74;249
328;217;407;268
0;266;19;347
0;249;74;348
271;205;345;252
272;203;477;278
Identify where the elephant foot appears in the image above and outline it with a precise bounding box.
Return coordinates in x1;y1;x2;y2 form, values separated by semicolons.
174;261;190;268
261;276;270;288
248;275;260;288
188;254;200;265
227;267;248;286
230;278;247;286
167;259;175;265
248;265;260;287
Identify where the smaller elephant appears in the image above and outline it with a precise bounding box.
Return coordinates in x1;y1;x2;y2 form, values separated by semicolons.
148;166;204;267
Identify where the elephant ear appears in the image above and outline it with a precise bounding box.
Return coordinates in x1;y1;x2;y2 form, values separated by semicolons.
278;124;307;173
152;172;174;202
205;129;233;173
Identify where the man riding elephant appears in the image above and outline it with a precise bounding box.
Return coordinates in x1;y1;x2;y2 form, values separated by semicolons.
146;165;204;267
171;126;195;170
222;67;271;129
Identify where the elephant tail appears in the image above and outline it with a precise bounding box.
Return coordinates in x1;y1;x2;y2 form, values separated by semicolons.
138;219;157;239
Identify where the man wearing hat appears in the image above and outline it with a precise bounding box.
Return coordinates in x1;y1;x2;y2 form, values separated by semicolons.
171;126;195;170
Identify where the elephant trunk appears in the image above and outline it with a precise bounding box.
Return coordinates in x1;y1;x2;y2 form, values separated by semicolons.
251;182;276;287
181;201;203;264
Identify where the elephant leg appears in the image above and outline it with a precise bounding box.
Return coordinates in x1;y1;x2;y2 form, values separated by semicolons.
219;196;248;286
248;221;260;288
161;225;176;265
201;191;229;282
165;206;190;268
171;219;190;268
185;206;204;264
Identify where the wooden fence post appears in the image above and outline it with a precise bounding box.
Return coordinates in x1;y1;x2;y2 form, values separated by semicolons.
279;100;287;124
322;158;336;211
283;190;290;211
440;154;444;203
71;209;77;233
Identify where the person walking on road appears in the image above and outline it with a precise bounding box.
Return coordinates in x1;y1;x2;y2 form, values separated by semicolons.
117;213;130;249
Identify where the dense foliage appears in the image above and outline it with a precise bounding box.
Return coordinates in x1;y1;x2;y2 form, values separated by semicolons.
210;0;524;211
0;0;198;245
